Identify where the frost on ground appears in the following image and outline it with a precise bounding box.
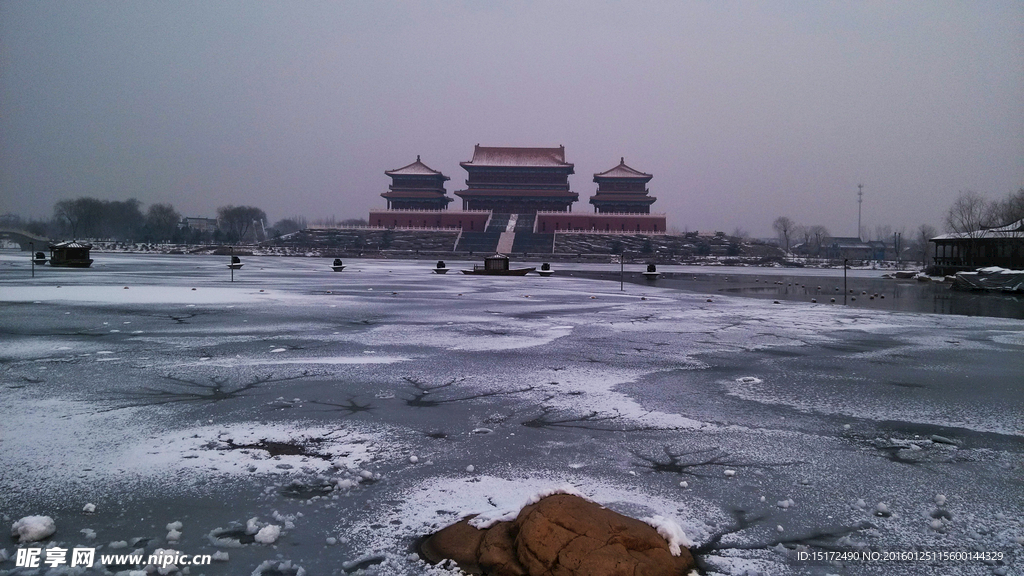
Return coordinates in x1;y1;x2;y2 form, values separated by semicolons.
0;254;1021;576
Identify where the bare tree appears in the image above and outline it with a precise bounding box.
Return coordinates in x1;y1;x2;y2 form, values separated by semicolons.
53;197;103;239
270;217;306;236
773;216;795;253
100;199;144;240
944;191;991;268
986;188;1024;228
796;225;811;247
217;205;267;243
945;191;988;234
145;203;182;242
807;225;830;257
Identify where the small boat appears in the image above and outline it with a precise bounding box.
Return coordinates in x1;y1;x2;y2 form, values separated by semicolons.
432;260;450;274
642;263;660;281
537;262;553;277
228;255;243;270
32;251;47;265
331;258;346;272
49;241;93;268
462;254;536;276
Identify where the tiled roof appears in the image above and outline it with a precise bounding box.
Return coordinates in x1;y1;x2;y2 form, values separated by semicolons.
385;156;449;179
593;158;652;180
455;189;579;198
932;219;1024;240
462;145;573;168
50;241;92;249
829;237;871;248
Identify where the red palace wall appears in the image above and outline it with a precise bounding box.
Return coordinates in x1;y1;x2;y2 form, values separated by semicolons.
369;209;491;231
535;212;667;233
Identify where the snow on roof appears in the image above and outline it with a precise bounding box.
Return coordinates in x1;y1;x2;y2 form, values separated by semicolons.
593;158;653;180
385;156;449;178
50;241;92;249
462;145;573;168
931;218;1024;240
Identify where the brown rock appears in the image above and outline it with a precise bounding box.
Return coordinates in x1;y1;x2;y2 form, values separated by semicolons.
478;521;527;576
421;494;695;576
420;517;485;573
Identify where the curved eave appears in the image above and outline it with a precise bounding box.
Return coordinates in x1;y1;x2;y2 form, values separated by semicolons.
455;189;579;199
589;195;657;203
382;191;453;199
593;175;653;185
460;161;575;172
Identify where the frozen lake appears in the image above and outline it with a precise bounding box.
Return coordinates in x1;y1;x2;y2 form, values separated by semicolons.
1;252;1021;575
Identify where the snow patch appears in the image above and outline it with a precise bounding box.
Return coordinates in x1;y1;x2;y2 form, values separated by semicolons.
255;524;282;544
11;515;55;542
641;515;694;555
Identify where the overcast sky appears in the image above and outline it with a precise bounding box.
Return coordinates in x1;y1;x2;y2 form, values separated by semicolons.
2;1;1022;237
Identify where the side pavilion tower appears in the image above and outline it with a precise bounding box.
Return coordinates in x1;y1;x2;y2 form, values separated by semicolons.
590;158;656;214
381;156;452;210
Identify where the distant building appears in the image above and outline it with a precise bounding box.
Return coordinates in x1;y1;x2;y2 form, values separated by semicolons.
590;158;656;214
369;145;667;238
930;218;1024;272
180;217;219;233
48;241;93;267
381;156;453;210
826;237;885;261
455;145;578;212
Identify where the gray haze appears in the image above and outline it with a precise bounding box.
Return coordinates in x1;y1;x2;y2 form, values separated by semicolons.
2;1;1022;237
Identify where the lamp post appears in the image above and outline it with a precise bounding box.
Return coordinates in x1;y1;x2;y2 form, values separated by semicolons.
620;251;624;292
30;242;35;278
843;259;848;305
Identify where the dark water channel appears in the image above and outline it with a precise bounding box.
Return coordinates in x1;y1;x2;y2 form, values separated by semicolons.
571;270;1024;319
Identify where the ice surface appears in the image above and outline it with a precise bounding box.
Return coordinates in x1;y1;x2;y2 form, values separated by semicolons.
1;254;1020;576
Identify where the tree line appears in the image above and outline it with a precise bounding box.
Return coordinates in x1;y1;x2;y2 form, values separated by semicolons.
944;189;1024;238
771;188;1024;265
0;197;307;244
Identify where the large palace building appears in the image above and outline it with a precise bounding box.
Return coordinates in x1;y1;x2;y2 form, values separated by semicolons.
455;145;578;213
369;145;666;237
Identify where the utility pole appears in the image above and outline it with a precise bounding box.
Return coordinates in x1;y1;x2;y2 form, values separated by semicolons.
857;184;864;241
894;231;901;269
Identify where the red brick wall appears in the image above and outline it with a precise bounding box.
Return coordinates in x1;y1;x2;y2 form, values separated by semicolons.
369;210;491;231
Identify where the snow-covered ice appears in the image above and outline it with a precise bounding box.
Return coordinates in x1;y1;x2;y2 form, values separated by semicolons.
0;253;1021;575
